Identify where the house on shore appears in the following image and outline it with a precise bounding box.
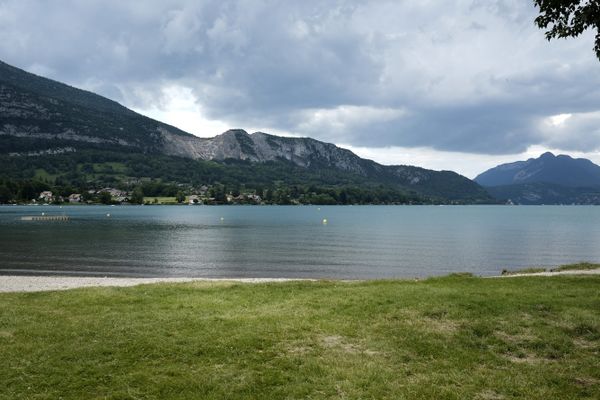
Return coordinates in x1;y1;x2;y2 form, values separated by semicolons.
68;194;82;203
39;191;53;203
188;195;202;205
114;196;130;203
100;188;128;198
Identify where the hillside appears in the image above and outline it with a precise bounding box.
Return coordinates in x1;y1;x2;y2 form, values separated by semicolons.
0;59;491;204
475;152;600;187
475;152;600;204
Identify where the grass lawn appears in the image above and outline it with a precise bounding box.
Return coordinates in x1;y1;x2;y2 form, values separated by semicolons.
33;168;58;184
1;275;599;399
501;263;600;275
143;196;179;204
552;262;600;272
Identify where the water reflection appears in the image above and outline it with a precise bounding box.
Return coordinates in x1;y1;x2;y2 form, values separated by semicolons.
1;205;599;278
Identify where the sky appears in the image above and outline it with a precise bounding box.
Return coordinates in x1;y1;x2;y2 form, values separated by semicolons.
1;0;600;178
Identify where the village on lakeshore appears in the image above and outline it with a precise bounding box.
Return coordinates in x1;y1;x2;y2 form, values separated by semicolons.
26;186;264;206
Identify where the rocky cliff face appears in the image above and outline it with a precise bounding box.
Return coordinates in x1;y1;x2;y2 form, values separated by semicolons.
160;129;373;175
158;128;490;201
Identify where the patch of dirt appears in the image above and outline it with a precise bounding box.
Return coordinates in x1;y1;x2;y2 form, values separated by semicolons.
286;345;311;355
320;335;380;355
573;338;598;350
574;376;600;387
475;389;505;399
505;352;552;364
495;330;536;344
423;317;459;334
398;310;460;334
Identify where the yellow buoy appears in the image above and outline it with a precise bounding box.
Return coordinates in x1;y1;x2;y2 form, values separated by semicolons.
322;218;328;225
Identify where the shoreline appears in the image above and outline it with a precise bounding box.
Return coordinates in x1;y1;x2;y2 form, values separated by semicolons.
1;269;599;293
0;276;316;293
493;268;600;278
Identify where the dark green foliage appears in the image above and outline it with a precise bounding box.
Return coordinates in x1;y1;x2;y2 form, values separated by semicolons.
130;187;144;204
98;191;112;204
534;0;600;60
486;182;600;205
0;145;496;204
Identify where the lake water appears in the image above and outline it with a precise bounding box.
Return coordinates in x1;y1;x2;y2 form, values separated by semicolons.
1;205;599;279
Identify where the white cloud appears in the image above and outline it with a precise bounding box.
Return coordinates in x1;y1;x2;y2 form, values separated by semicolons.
548;113;572;126
296;105;408;142
132;85;229;137
537;111;600;151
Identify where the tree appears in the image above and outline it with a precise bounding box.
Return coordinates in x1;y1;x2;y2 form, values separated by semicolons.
0;185;12;203
99;191;112;205
176;191;186;203
534;0;600;60
130;188;144;204
18;182;37;201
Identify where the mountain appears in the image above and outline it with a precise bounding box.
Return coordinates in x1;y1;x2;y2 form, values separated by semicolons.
475;153;600;204
161;128;490;201
475;152;600;187
0;59;492;204
0;59;193;154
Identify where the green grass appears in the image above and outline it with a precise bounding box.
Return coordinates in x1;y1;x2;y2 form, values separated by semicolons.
552;262;600;272
143;196;178;204
33;168;57;183
501;267;547;275
94;162;127;173
1;276;599;399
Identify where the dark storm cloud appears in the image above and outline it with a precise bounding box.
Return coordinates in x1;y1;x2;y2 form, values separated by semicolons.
1;0;599;154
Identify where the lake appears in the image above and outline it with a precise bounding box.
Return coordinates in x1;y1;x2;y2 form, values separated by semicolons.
1;205;599;279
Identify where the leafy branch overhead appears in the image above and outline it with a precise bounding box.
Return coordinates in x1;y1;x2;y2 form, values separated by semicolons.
534;0;600;60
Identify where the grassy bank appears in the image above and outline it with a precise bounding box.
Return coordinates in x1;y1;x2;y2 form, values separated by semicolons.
1;275;599;399
502;263;600;275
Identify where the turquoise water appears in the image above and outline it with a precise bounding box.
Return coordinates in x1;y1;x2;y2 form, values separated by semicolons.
1;205;599;278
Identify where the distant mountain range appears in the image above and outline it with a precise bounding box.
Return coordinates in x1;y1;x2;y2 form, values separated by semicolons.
475;152;600;204
0;59;492;204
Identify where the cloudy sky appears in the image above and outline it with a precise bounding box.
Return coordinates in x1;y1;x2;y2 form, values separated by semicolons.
1;0;599;177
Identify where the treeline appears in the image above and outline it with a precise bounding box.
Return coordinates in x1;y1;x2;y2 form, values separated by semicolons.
0;177;427;205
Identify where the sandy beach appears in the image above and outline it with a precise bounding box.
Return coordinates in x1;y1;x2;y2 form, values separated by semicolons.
1;269;599;292
0;276;312;293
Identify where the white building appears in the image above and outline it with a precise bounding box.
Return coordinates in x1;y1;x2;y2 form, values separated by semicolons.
39;191;53;202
